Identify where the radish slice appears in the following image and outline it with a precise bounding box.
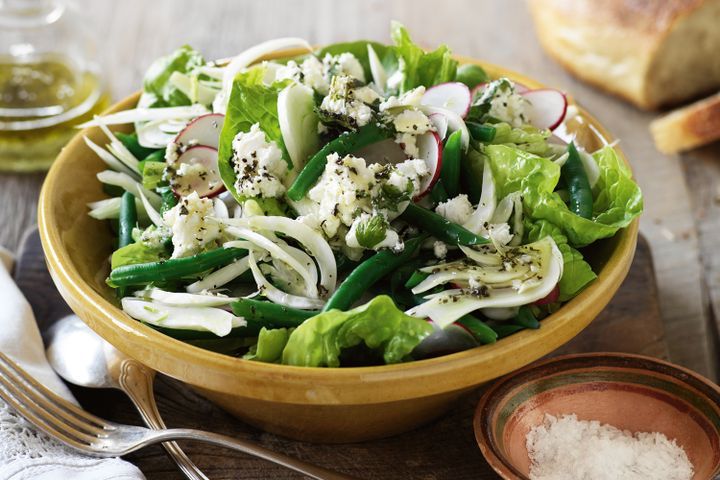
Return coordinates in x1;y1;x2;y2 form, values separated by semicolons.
534;284;559;306
170;146;225;198
428;113;448;140
471;81;530;99
415;131;442;199
521;89;568;131
174;113;224;150
420;105;469;151
421;82;472;118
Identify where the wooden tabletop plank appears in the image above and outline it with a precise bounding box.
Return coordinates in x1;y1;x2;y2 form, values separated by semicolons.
0;0;715;378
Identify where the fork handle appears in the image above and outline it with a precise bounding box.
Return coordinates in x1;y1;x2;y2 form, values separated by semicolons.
142;427;359;480
119;359;208;480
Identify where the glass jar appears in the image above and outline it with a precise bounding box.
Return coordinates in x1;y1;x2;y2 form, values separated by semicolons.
0;0;109;172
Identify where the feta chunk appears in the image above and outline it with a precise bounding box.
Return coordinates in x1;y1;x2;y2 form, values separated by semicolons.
478;79;528;127
380;86;426;111
231;124;287;198
323;52;366;83
435;194;475;225
319;75;376;128
433;241;448;259
395;132;419;157
392;109;432;134
163;192;221;258
276;56;330;95
388;159;429;193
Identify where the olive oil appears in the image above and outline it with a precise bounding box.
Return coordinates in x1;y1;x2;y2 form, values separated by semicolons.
0;54;109;171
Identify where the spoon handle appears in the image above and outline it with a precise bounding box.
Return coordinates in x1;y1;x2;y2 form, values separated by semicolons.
119;358;209;480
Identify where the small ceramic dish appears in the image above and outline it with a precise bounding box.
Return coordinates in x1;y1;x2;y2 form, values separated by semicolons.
474;353;720;479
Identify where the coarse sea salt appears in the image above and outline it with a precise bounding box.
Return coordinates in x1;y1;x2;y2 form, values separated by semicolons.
526;414;694;480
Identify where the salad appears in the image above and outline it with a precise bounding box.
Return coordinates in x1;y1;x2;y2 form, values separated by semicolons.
83;22;642;367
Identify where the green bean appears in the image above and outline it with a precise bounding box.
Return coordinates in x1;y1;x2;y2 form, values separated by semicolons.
466;122;496;142
157;186;178;214
457;315;498;344
400;203;488;246
405;270;430;289
231;298;316;327
108;247;247;287
430;178;449;205
440;130;462;198
455;64;489;89
460;149;483;204
513;305;540;329
287;122;391;201
142;149;165;163
118;192;137;248
322;235;427;312
489;323;525;339
115;132;160;160
562;142;593;219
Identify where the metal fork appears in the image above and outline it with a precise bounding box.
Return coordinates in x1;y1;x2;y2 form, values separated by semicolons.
0;352;356;480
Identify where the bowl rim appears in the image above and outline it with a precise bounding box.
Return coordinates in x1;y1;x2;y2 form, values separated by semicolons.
473;352;720;480
38;50;640;404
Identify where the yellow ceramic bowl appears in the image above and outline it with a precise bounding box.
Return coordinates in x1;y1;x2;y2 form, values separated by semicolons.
38;52;639;442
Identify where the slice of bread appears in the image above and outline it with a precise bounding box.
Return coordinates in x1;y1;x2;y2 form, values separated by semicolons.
650;92;720;153
528;0;720;110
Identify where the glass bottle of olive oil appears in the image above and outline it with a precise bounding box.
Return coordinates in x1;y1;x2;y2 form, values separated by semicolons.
0;0;109;172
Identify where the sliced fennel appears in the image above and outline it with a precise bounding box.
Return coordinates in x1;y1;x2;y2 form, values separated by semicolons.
367;44;387;92
464;159;496;233
83;136;137;178
407;236;563;328
277;83;319;181
134;288;238;307
121;298;245;337
78;104;208;127
247;250;325;310
87;197;147;221
169;71;220;106
96;170;162;209
186;256;250;294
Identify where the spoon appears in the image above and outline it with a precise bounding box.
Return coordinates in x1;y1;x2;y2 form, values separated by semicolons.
46;315;208;480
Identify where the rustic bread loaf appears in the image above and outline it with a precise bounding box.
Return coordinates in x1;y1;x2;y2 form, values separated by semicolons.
527;0;720;110
650;92;720;153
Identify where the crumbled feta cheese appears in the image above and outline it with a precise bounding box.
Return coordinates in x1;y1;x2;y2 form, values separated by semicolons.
319;75;376;128
392;109;432;134
323;52;366;83
163;192;221;258
435;194;474;225
478;79;528;127
139;225;170;249
231;124;287;198
388;159;428;193
487;222;514;246
275;56;330;95
433;241;448;259
395;132;419;157
379;86;426;111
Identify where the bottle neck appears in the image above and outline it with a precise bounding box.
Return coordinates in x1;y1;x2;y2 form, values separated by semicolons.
0;0;64;28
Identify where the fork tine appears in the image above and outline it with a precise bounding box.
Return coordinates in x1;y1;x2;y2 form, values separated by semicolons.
0;352;111;431
0;372;98;453
0;353;110;444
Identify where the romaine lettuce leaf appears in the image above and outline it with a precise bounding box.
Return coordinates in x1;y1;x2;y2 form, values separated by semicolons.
143;45;204;107
276;295;433;367
217;65;291;203
390;21;457;93
524;219;597;301
484;144;642;247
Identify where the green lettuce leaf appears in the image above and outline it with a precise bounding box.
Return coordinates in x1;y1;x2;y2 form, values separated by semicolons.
484;144;642;247
243;327;291;363
315;41;398;85
217;65;291;203
143;45;205;107
110;242;165;270
525;219;597;301
277;295;433;367
390;21;457;93
489;123;552;156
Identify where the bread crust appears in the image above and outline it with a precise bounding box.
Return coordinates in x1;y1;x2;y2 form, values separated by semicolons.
650;92;720;153
528;0;713;109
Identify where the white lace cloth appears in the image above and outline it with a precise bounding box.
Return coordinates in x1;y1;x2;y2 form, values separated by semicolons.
0;246;144;480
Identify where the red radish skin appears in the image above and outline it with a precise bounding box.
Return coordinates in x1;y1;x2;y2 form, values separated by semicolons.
169;145;226;198
421;82;472;118
174;113;224;150
521;89;568;131
534;284;560;306
414;131;443;200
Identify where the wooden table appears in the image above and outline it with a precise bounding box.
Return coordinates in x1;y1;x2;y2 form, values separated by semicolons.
1;0;716;379
15;229;667;479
